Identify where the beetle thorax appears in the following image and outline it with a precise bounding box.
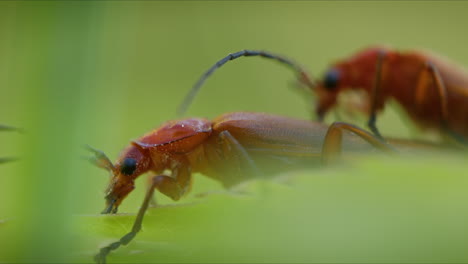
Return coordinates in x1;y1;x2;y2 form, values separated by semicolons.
147;150;175;174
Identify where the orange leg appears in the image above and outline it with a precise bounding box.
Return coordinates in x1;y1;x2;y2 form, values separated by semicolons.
416;62;448;122
210;130;263;188
219;131;262;176
414;62;448;124
146;174;158;207
321;122;395;165
95;166;192;263
413;62;465;143
367;50;387;140
368;53;464;144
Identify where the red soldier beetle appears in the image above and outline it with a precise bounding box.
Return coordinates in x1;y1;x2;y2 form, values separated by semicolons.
313;46;468;143
178;47;468;143
87;111;449;263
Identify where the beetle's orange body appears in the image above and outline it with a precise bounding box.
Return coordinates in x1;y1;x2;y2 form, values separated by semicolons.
103;112;381;211
91;111;447;262
315;46;468;138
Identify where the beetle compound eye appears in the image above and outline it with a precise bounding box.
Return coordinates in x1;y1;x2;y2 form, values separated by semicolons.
121;158;137;175
324;69;340;90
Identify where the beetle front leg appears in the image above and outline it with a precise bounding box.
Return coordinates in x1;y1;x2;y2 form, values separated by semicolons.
414;62;466;145
94;175;159;264
367;50;387;140
152;175;187;201
94;166;192;263
321;122;395;165
146;174;159;207
415;62;448;124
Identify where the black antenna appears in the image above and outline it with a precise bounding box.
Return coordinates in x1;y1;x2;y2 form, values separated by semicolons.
177;50;315;116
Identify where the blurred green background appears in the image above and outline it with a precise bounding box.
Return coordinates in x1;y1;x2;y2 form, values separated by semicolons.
1;1;468;263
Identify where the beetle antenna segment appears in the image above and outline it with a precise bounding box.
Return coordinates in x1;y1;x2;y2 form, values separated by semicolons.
177;50;316;116
84;145;115;172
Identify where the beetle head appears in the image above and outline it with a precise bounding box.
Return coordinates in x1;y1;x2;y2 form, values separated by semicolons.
87;144;151;214
313;68;342;120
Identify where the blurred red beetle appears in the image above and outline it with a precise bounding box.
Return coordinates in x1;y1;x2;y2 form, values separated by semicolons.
178;47;468;143
313;46;468;142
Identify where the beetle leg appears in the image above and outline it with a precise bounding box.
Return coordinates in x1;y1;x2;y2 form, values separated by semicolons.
146;173;158;207
415;62;448;122
321;122;395;165
219;131;260;173
150;161;192;201
414;62;466;144
216;130;263;187
367;50;387;140
95;167;192;263
152;174;189;201
94;175;160;264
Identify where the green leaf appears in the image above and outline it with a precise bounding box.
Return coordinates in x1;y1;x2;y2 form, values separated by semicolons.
75;154;468;263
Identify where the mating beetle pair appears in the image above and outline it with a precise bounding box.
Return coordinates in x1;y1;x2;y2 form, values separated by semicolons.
90;46;467;263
